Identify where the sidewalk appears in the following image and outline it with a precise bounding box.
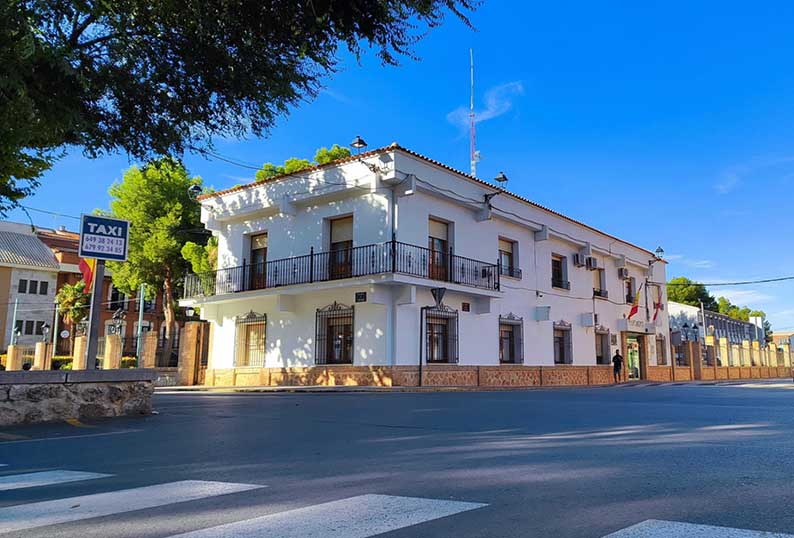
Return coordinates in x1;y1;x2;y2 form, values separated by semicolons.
154;378;794;394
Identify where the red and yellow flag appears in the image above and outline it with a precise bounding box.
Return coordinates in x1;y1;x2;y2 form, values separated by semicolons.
78;258;96;292
627;283;642;320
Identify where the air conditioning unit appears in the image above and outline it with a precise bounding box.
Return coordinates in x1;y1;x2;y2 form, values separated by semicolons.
618;267;630;279
572;253;585;267
585;256;598;270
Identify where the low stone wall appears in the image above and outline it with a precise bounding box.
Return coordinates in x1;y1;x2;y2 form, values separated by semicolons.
202;362;793;389
206;364;615;388
154;367;179;387
0;369;155;426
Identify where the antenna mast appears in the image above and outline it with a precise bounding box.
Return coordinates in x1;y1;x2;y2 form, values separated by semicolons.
469;48;479;177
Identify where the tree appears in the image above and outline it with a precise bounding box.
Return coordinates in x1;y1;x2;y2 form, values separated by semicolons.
1;1;477;214
255;144;351;182
54;281;90;351
55;281;90;326
666;276;718;311
106;158;203;361
181;237;218;275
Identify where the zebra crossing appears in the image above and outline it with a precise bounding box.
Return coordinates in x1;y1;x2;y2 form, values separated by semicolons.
0;465;486;536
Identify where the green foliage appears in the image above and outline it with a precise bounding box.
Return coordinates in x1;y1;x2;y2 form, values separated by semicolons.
255;144;352;182
314;145;352;165
181;236;218;274
666;277;718;311
669;276;773;334
54;281;90;326
1;1;476;214
121;357;138;368
106;157;203;336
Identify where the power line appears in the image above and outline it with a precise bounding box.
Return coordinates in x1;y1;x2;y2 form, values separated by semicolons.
654;276;794;287
20;205;81;220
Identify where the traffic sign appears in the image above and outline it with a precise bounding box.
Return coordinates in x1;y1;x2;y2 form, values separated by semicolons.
79;215;130;262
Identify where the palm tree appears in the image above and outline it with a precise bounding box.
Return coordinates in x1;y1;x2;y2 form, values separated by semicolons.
54;281;90;354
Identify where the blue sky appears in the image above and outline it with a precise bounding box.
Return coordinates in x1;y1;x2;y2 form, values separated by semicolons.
10;0;794;330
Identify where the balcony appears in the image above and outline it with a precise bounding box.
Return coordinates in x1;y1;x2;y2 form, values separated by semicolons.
498;265;522;279
593;288;609;299
183;240;500;299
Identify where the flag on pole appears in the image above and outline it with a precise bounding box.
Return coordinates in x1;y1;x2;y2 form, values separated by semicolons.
652;288;664;321
628;283;642;320
79;258;96;292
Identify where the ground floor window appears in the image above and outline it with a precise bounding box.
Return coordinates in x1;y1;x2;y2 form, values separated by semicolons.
423;306;458;363
234;311;267;367
316;303;354;364
499;314;523;364
553;323;572;364
595;331;610;365
656;335;667;366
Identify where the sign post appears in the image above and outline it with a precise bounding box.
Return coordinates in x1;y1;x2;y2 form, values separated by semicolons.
79;215;130;369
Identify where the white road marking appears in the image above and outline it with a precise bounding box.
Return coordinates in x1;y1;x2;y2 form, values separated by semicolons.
167;493;487;538
0;470;110;491
0;429;142;444
604;519;794;537
0;480;263;534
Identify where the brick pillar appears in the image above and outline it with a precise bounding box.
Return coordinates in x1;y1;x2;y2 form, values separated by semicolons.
33;342;51;370
782;343;791;367
752;341;761;367
719;337;730;367
104;334;123;369
176;321;201;386
5;345;22;371
689;342;702;380
742;340;751;367
141;332;158;368
72;335;87;369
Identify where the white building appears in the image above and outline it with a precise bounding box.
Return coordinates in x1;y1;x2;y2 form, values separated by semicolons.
181;143;669;385
0;222;59;349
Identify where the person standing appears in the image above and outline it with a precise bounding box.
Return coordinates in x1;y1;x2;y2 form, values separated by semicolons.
612;349;624;383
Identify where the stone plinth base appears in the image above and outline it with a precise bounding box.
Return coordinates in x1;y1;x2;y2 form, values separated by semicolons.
0;369;155;426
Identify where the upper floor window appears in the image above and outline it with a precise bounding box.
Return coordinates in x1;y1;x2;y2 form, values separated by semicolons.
329;217;353;280
17;279;27;293
625;278;636;303
428;219;449;281
498;239;521;278
593;268;607;298
551;255;569;290
249;233;268;289
27;280;38;294
109;286;126;311
38;281;48;295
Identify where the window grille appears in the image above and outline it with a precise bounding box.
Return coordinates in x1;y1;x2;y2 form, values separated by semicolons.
316;303;354;365
234;311;267;367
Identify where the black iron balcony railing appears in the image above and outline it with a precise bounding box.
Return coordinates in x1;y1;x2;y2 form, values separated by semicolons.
593;288;609;299
551;277;570;290
183;240;500;299
498;264;522;279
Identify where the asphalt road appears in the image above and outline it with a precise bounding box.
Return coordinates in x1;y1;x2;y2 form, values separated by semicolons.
2;382;794;537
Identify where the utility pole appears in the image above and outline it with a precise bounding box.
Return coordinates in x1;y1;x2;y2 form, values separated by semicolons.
9;298;18;345
51;304;59;354
135;283;146;367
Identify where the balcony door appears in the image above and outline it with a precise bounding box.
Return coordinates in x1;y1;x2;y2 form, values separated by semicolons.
249;233;268;290
428;219;449;281
329;216;353;280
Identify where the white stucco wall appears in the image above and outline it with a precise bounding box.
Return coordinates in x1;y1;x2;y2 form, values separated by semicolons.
193;148;669;369
5;268;58;347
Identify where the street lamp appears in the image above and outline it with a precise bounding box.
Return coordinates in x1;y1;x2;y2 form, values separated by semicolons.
350;135;367;152
187;184;203;200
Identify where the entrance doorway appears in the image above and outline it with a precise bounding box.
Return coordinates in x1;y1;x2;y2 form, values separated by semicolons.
625;334;645;380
